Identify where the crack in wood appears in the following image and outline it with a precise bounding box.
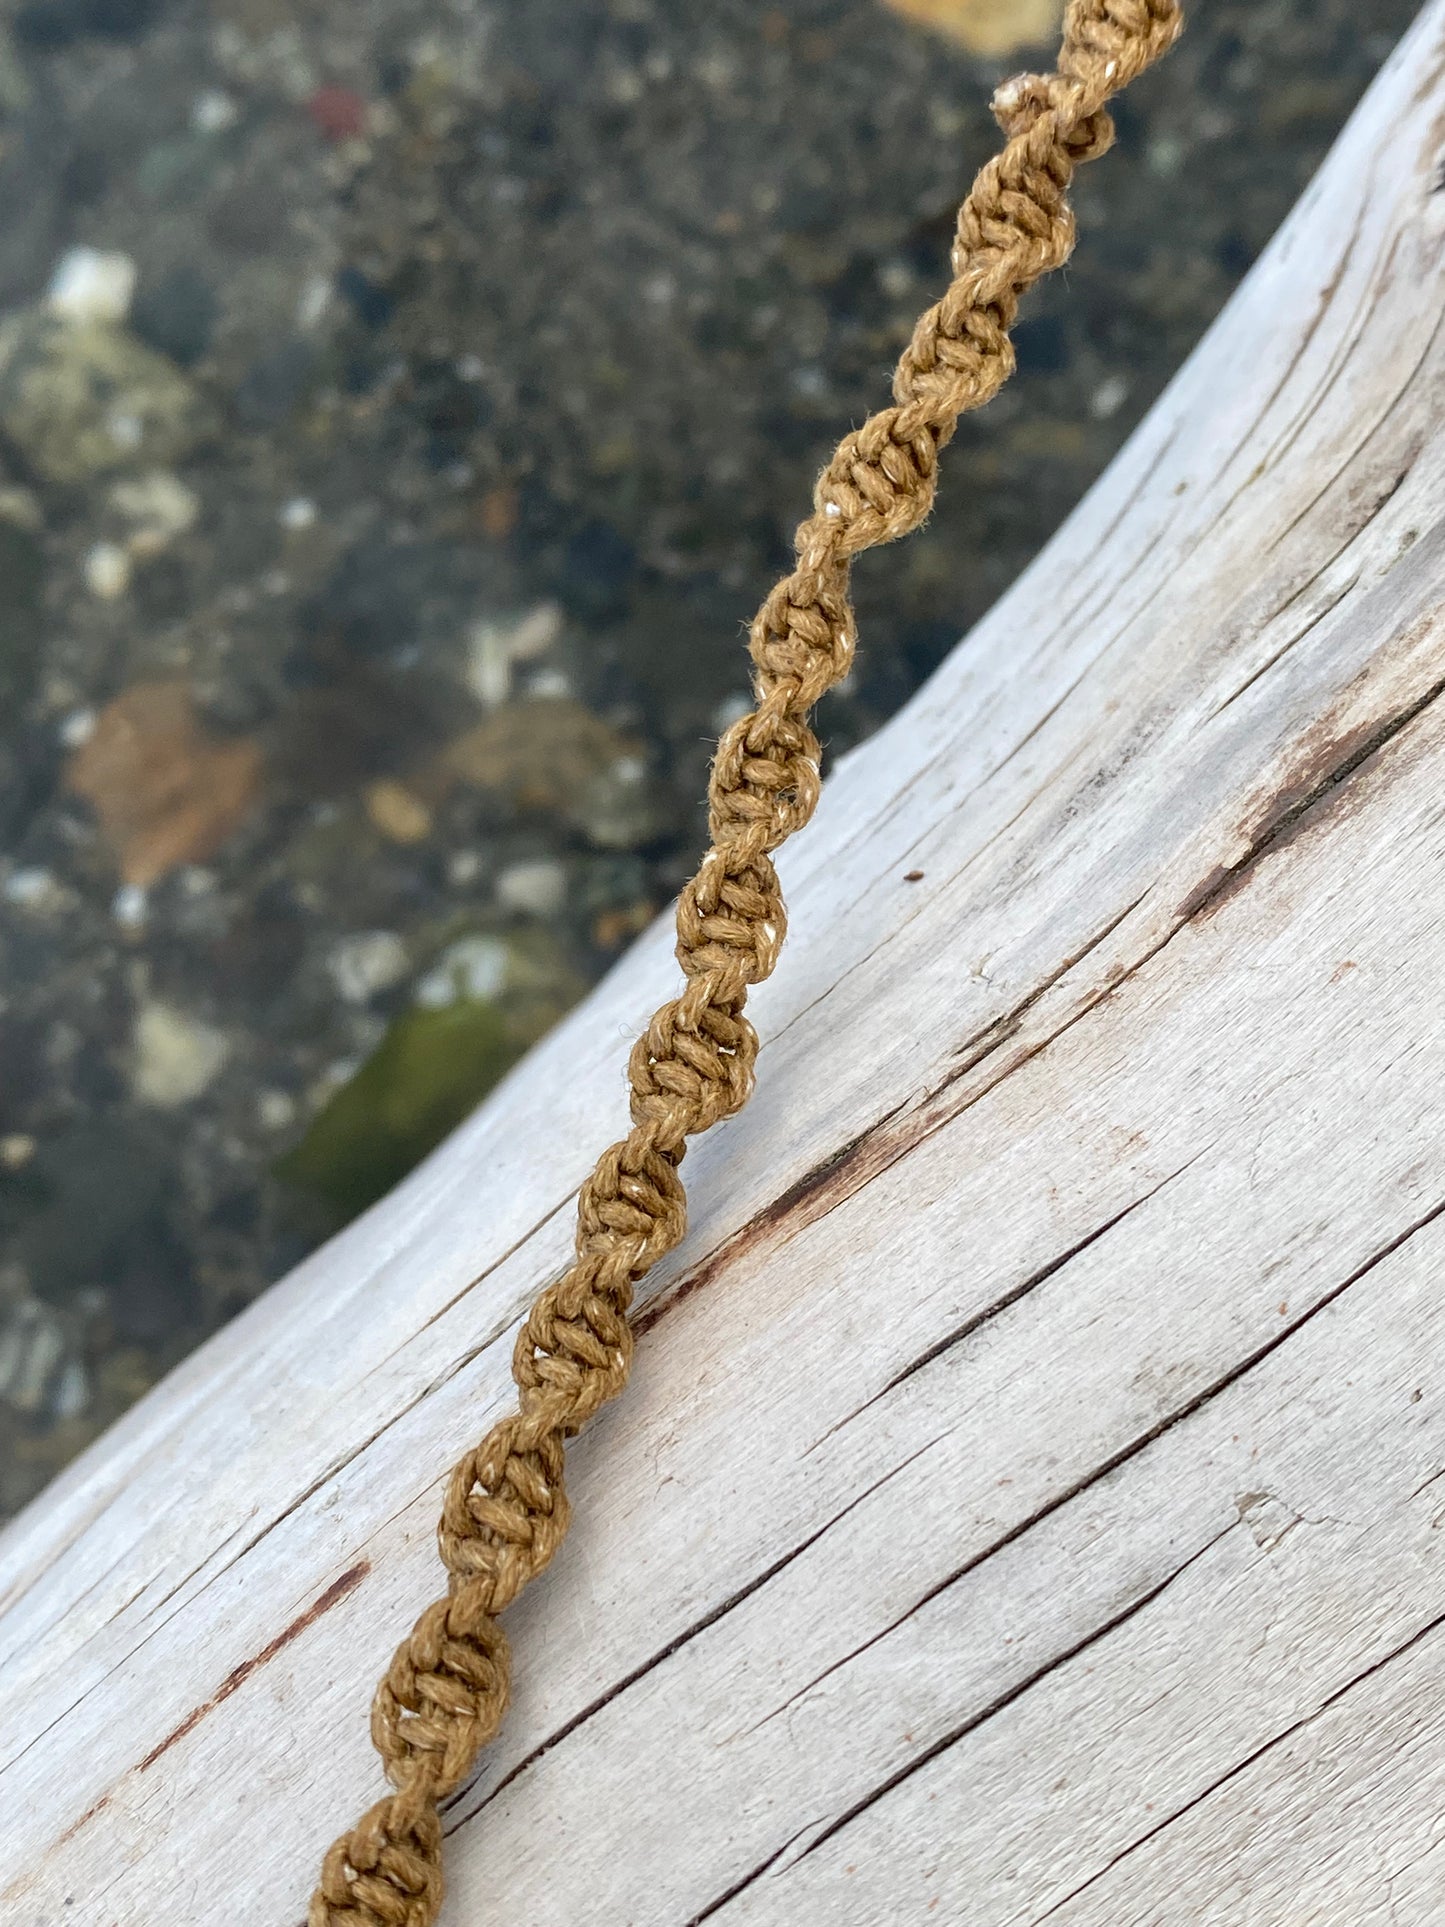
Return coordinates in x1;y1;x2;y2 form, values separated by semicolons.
802;1154;1203;1461
746;1190;1444;1742
682;1818;825;1927
448;1190;1445;1874
694;1522;1239;1919
1207;569;1363;721
1027;1601;1445;1925
639;651;1445;1362
682;1191;1445;1917
442;1435;945;1837
1260;235;1441;535
632;1105;911;1340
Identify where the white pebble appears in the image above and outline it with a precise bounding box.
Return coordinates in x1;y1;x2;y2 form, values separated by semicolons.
191;88;239;133
107;410;144;452
310;1056;361;1107
257;1089;297;1131
112;883;148;929
85;542;131;600
279;495;317;531
110;471;199;548
47;246;136;326
296;273;332;330
328;930;409;1005
0;487;42;532
496;858;566;918
0;1301;65;1414
466;602;563;708
415;936;509;1009
50;1356;89;1421
58;707;96;748
0;1134;35;1170
1089;374;1130;421
132;1002;230;1107
447;849;483;887
1147;133;1185;178
4;868;58;910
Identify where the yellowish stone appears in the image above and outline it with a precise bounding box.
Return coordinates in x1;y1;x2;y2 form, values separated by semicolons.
882;0;1061;57
364;778;433;845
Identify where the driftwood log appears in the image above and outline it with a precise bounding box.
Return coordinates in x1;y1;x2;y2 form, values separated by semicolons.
6;10;1445;1922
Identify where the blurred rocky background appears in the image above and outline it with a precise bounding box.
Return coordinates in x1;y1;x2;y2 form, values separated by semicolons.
0;0;1418;1518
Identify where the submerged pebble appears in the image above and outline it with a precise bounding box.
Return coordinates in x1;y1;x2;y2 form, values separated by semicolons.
364;779;432;845
414;935;510;1009
131;1001;230;1107
466;602;563;708
84;541;131;598
0;311;212;484
0;1297;66;1416
47;246;137;326
496;857;567;918
328;930;410;1004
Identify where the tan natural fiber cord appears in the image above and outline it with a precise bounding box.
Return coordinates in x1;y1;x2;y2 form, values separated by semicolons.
309;3;1182;1920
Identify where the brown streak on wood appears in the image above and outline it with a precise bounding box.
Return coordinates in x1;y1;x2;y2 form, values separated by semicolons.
0;1787;115;1904
633;1111;908;1338
639;648;1438;1363
637;891;1149;1346
1179;658;1445;924
137;1560;370;1773
52;1792;113;1853
0;1563;374;1915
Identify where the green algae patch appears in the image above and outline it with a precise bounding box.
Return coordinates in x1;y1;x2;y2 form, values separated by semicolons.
276;999;517;1224
277;930;584;1227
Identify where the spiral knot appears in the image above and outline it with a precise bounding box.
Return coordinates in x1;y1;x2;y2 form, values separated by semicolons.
991;71;1114;162
311;1787;444;1927
371;1590;510;1798
436;1412;571;1605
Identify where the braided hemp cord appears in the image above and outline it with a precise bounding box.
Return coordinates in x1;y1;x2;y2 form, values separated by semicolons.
309;3;1182;1919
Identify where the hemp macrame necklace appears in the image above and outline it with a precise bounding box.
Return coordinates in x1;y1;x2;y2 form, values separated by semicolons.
309;3;1184;1919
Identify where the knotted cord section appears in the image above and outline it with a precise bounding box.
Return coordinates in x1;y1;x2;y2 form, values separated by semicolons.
308;3;1182;1920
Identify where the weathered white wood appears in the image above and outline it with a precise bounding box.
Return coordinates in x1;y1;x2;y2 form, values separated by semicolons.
5;11;1445;1922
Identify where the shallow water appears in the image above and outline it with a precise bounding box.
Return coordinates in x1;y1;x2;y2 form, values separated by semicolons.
0;0;1418;1519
